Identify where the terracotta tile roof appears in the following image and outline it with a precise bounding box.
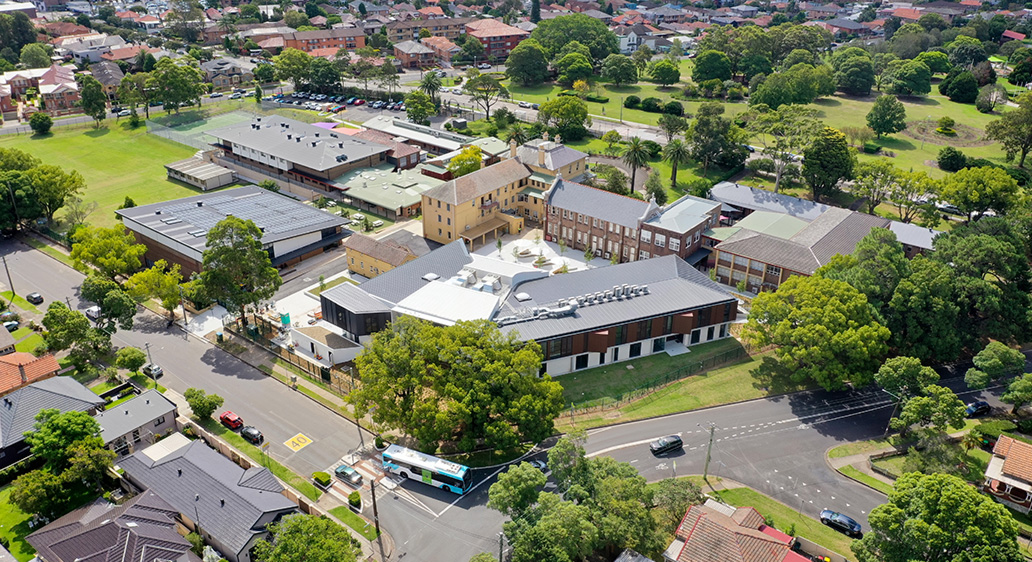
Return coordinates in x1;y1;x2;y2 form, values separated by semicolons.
1004;29;1027;41
892;7;922;20
100;45;156;61
421;35;459;51
674;503;796;562
352;129;420;159
418;6;445;16
994;435;1032;482
0;353;61;396
466;19;530;38
345;233;415;267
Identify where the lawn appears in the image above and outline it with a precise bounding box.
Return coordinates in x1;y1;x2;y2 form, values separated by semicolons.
8;327;31;340
871;443;991;483
558;350;813;431
197;418;322;502
309;276;358;296
0;486;35;561
838;465;893;495
0;123;198;230
90;379;121;395
715;487;857;558
558;337;746;406
14;333;44;353
328;506;381;540
128;373;166;393
0;292;40;314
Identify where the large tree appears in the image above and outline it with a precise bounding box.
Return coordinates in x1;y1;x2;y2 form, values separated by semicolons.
148;57;204;113
19;43;50;68
537;96;589;140
25;409;102;469
687;102;748;174
505;39;549;86
78;74;107;128
692;50;732;83
662;139;691;187
886;257;962;362
649;59;680;86
621;137;651;194
802;127;854;203
404;90;436;125
744;104;821;193
253;514;359;562
529;13;618;60
888;59;932;96
70;224;147;280
833;50;875;96
81;274;137;331
816;227;911;314
743;275;891;391
27;164;85;222
1003;373;1032;414
65;436;117;492
852;472;1022;562
852;159;899;214
198;216;282;323
463;72;508;121
10;469;66;520
125;260;184;322
183;388;225;420
446;145;483;178
876;356;939;402
986;92;1032;168
889;384;966;435
866;94;907;138
601;54;637;86
554;52;592;85
966;341;1027;389
488;462;547;518
889;170;939;224
939;166;1021;221
349;317;563;452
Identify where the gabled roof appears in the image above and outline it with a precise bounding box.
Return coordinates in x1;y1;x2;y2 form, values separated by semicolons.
120;435;297;558
709;182;830;221
95;389;177;443
515;138;587;172
670;500;803;562
825;17;864;30
88;60;124;86
394;39;435;54
422;158;531;205
465;18;530;38
993;435;1032;483
421;35;460;51
545;177;657;229
0;352;61;396
345;232;418;267
0;376;104;448
26;491;199;562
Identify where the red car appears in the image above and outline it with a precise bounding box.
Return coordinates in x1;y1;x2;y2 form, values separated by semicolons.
219;411;243;430
354;99;365;106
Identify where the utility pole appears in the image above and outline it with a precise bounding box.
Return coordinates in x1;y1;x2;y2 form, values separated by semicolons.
6;181;20;232
178;285;189;327
1;256;13;306
498;532;505;562
701;422;716;493
370;478;384;561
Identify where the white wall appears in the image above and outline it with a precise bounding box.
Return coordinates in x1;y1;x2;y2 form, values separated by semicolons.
272;231;322;258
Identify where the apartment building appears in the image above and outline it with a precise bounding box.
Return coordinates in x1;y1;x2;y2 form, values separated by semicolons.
387;17;472;43
465;19;529;60
283;27;366;53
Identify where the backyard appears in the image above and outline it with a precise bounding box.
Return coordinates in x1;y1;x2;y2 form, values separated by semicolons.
0;486;35;562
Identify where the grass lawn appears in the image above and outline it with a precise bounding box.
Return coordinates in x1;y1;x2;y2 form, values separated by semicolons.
8;327;31;340
558;350;812;431
0;292;40;314
558;338;746;406
0;486;35;561
197;417;322;502
715;487;856;558
309;276;358;296
128;373;166;393
827;437;900;459
838;465;893;495
0;123;198;230
871;442;991;483
328;506;381;540
14;333;44;353
90;379;121;395
505;80;697;127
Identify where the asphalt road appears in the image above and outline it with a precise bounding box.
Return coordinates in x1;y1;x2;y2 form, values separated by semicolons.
0;237;367;477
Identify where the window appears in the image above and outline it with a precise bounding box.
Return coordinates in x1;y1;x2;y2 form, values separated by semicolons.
638;319;652;339
669;238;680;252
575;354;589;370
447;218;451;225
652;339;666;353
612;347;620;361
629;342;642;358
639;250;650;260
132;429;141;443
750;260;763;272
615;325;626;345
592;218;598;228
665;315;674;334
691;330;700;344
654;234;666;248
766;265;782;277
154;416;166;427
732;270;746;282
734;255;749;267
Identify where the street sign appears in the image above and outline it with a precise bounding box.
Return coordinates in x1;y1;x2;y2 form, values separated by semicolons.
284;433;312;452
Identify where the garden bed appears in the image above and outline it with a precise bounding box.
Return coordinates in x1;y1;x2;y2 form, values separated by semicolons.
902;119;992;147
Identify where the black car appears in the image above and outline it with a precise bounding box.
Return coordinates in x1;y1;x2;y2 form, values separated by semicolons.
240;426;264;445
25;292;43;305
820;509;862;537
966;400;992;418
649;435;683;456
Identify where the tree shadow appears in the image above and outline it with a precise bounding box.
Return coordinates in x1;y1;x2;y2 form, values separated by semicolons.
903;96;940;107
813;97;842;107
876;136;917;151
83;127;110;138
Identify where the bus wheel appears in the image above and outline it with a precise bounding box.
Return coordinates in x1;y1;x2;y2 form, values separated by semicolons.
441;485;449;491
399;472;408;479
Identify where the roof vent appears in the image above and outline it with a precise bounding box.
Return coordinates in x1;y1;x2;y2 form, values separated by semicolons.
515;292;531;302
287;134;292;140
126;522;138;528
196;201;203;207
220;499;225;507
178;469;182;477
422;272;440;281
155;210;161;215
315;133;320;137
125;410;129;415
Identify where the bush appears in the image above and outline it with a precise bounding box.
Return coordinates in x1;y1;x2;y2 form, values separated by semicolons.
1006;167;1032;186
444;122;454;131
974;420;1017;443
375;435;385;448
585;94;609;103
624;95;640;108
348;491;361;508
976;96;994;113
964;157;996;169
937;146;967;172
662;101;684;115
486;124;499;137
862;142;882;154
29;112;52;135
641;140;663;159
682;83;699;98
640;97;662;112
746;157;775;173
493;107;515;127
558;89;577;97
935;127;957;136
726;86;745;101
313;471;331;486
1017;418;1032;434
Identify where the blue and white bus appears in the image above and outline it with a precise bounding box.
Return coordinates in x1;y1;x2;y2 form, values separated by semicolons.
382;444;472;495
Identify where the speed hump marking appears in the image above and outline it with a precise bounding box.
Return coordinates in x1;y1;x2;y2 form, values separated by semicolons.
284;433;313;452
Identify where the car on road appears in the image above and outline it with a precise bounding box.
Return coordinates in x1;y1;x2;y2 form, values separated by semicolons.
3;320;17;332
209;92;223;98
85;306;102;320
26;292;43;305
477;63;491;69
435;69;447;77
219;411;244;430
649;435;683;456
820;509;862;537
229;92;243;99
518;101;532;108
966;400;992;417
531;103;540;110
335;464;363;486
142;363;163;378
527;459;548;472
117;109;131;117
937;202;962;215
241;426;264;445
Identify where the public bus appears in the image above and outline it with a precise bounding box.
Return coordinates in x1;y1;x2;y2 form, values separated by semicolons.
381;444;472;495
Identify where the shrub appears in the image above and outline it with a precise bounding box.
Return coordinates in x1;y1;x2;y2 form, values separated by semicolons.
937;146;967;172
726;86;745;101
375;435;385;448
313;471;331;487
973;420;1018;445
558;89;577;97
486;124;499;137
863;142;882;154
975;95;994;113
935;127;957;136
493;107;515;127
29;112;52;135
585;94;609;103
348;491;361;508
682;83;699;98
938;116;955;130
1017;418;1032;434
624;95;640;108
1006;167;1031;186
701;78;723;97
640;97;662;112
444;122;453;131
746;157;775;173
662;101;684;115
965;157;996;169
642;140;663;159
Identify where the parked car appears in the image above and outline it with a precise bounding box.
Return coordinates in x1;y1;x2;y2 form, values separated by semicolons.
518;101;532;108
142;363;163;378
354;99;365;106
649;435;683;456
241;426;264;445
351;213;366;221
819;509;862;538
85;306;102;320
234;88;247;94
372;220;384;228
477;63;491;69
3;320;17;332
117;109;132;117
219;411;244;429
345;97;356;104
966;400;992;418
937;202;962;215
209;92;223;98
25;292;43;305
531;103;540;110
335;464;363;486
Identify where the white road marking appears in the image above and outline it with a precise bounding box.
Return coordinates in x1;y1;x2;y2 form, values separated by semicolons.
436;466;505;519
587;432;682;458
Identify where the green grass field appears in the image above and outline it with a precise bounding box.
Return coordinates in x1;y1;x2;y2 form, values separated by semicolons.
838;465;894;495
0;292;40;314
328;506;380;540
0;486;35;561
14;333;43;353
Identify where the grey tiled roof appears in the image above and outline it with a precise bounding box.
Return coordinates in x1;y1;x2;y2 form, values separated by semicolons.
119;439;297;559
709;182;830;221
0;377;104;448
516;139;587;172
394;40;434;54
717;229;820;274
497;255;736;341
95;389;177;443
545;178;658;229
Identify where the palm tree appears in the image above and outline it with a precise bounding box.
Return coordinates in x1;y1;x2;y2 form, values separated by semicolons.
622;137;651;193
419;72;442;103
507;123;528;145
662;139;691;188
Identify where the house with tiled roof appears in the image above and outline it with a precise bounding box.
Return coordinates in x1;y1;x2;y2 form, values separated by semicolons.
986;435;1032;513
344;230;437;277
0;377;104;470
418;5;445;17
663;499;811;562
421;34;460;62
89;60;124;100
394;39;435;68
0;352;61;397
1003;29;1027;42
891;7;923;20
200;58;254;90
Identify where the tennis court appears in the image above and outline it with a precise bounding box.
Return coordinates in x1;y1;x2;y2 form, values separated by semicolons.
148;110;256;148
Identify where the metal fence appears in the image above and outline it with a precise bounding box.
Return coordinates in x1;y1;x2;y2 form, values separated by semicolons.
145;119;212;150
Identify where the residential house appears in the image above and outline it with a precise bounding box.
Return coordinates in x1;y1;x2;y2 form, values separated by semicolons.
282;27;366;53
59;33;127;63
1003;29;1027;42
421;35;460;62
418;5;445;17
89;60;124;101
319;240;738;375
728;4;759;17
37;64;80;115
120;434;299;562
662;499;810;562
39;21;91;38
0;1;34;17
803;2;843;18
95;389;178;458
465;19;530;60
615;24;654;54
26;491;201;562
985;435;1032;514
309;15;328;26
891;7;923;21
200;58;255;90
581;8;614;23
344;230;437;277
0;377;104;470
100;45;162;63
644;5;688;23
824;17;868;35
387;17;473;43
394;40;436;68
0;352;61;397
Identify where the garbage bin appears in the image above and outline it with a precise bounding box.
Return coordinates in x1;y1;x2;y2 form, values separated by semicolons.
216;332;223;343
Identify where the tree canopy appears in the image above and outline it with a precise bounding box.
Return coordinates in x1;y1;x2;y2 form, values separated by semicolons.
447;145;484;178
26;409;102;469
866;95;907;138
253;514;359;562
875;356;939;402
987;92;1032;168
198;216;282;321
505;39;549;86
70;224;147;280
802;127;854;202
529;14;618;60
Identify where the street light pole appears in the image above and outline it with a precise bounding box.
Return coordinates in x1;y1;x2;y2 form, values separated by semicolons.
700;422;716;493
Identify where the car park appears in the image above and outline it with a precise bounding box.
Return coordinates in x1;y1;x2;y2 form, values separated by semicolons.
3;321;17;332
649;435;683;456
219;411;244;429
142;363;163;378
966;400;991;417
240;426;264;445
26;292;43;304
819;509;862;537
335;464;363;486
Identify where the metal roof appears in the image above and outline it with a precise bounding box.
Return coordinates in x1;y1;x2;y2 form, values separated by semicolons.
333;164;443;212
545;178;658;229
731;211;809;239
709;182;830;221
888;221;940;250
95;389;177;443
0;377;104;448
646;194;721;233
516;139;588;172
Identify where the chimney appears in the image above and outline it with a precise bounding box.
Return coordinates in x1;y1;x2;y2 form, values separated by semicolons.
543;131;549;141
538;142;545;167
554;134;561;145
17;363;26;384
509;137;517;159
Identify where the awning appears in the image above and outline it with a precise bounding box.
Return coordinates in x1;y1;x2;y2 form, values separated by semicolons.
685;247;711;265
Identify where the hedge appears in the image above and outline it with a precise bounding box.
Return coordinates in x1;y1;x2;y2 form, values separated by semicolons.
313;471;331;487
862;142;882;154
348;491;361;508
585;94;610;103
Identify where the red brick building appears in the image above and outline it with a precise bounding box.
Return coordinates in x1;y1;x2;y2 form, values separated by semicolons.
464;19;529;60
283;27;366;53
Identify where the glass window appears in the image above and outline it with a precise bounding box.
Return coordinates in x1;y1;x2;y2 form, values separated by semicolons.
629;342;642;357
732;270;746;282
615;325;626;345
575;354;589;370
655;234;666;248
154;416;165;427
640;250;650;259
734;255;749;267
669;238;680;252
750;260;763;271
717;266;730;278
638;319;652;339
766;265;782;277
